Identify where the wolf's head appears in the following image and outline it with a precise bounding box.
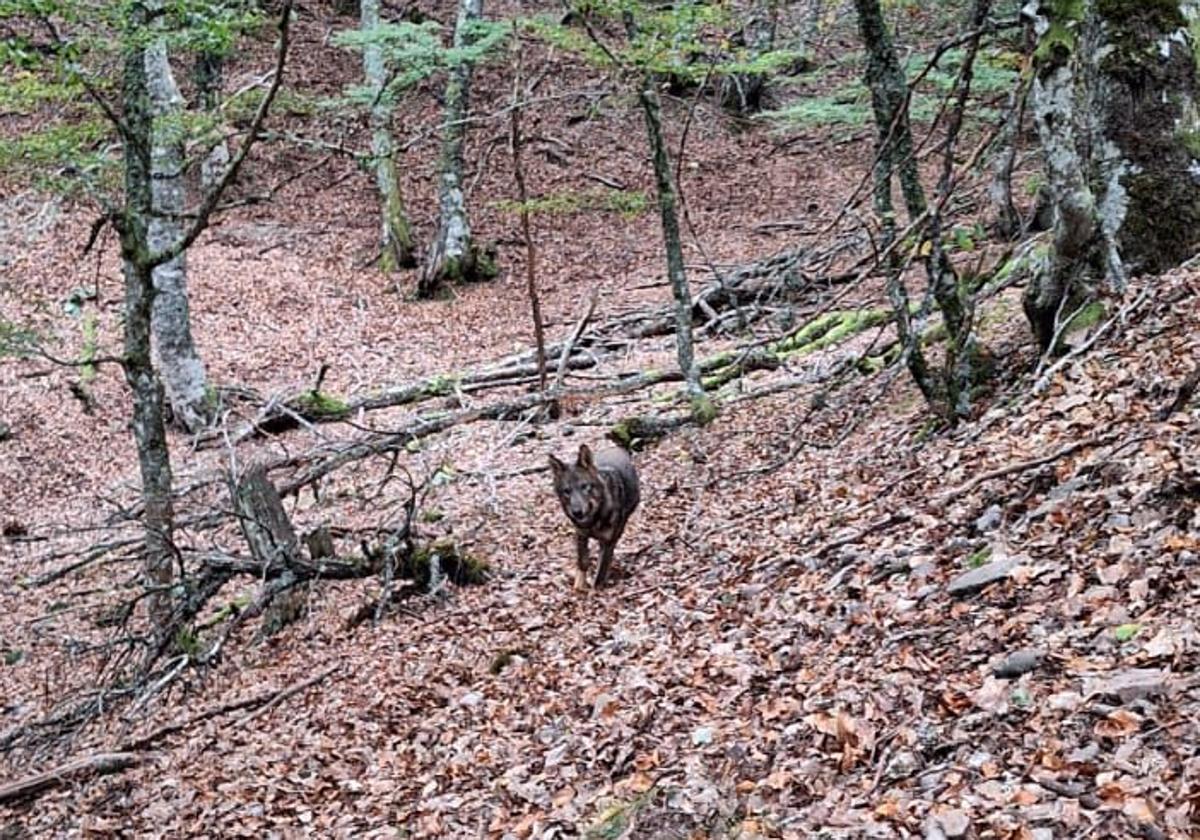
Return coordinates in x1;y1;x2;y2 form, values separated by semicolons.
549;444;605;526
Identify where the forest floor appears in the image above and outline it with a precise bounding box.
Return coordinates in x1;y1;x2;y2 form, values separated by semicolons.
2;2;1199;838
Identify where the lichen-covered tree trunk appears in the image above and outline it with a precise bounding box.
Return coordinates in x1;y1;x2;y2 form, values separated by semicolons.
418;0;493;297
637;78;707;416
122;6;177;630
362;0;415;271
145;38;212;432
1025;0;1200;350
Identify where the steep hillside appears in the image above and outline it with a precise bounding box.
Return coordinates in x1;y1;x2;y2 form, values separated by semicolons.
2;1;1198;838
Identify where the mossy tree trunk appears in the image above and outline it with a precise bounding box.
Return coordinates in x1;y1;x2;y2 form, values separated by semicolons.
110;1;293;633
418;0;494;297
362;0;416;271
854;0;980;419
636;77;706;414
1025;0;1200;350
121;2;177;629
718;2;777;114
145;31;213;433
853;0;938;407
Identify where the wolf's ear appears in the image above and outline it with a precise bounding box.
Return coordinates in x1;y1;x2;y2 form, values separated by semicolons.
577;443;595;471
548;454;567;478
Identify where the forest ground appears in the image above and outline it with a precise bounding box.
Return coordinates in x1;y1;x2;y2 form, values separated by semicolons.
2;1;1199;838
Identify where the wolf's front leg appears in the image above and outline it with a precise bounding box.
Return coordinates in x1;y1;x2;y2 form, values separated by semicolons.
594;540;615;588
574;531;591;591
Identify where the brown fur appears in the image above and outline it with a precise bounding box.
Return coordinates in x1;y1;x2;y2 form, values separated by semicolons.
548;444;640;589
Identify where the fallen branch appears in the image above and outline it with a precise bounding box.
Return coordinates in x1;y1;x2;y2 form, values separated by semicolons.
1031;283;1152;397
237;663;341;727
554;291;598;393
936;431;1122;502
121;664;341;752
0;752;140;805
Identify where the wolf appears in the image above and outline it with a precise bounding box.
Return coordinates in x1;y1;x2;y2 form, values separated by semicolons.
548;443;640;590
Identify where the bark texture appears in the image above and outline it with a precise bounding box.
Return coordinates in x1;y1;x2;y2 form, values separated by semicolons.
121;5;177;629
1026;0;1200;349
637;78;704;407
145;37;212;432
418;0;494;296
854;0;936;405
362;0;416;270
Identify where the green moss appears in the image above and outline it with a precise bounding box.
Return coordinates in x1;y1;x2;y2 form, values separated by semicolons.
772;308;890;357
1120;171;1200;272
174;627;201;657
80;312;98;384
423;373;460;397
966;545;993;568
293;390;349;417
1177;128;1200;159
689;394;717;425
495;188;649;220
609;419;637;448
407;538;488;588
473;245;500;281
1063;300;1107;334
0;119;110;171
856;342;901;374
1096;0;1184;31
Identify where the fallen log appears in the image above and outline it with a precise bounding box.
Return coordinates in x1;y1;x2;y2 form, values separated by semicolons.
0;752;141;805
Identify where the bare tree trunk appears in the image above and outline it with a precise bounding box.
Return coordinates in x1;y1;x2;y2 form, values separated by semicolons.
145;37;212;433
853;0;937;407
1025;0;1200;351
121;8;177;629
927;0;989;418
112;0;293;633
418;0;495;296
362;0;416;271
636;77;706;413
986;72;1028;239
509;36;547;394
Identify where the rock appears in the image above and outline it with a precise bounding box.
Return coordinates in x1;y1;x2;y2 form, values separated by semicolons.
936;808;970;837
992;648;1047;678
947;558;1018;595
975;504;1002;532
883;750;919;782
1085;669;1171;703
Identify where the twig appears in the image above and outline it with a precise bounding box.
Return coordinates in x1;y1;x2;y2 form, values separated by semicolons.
760;511;912;574
554;292;599;393
1031;283;1153;396
935;431;1122;502
236;663;341;728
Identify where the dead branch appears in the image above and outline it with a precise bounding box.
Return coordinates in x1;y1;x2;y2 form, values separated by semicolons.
236;664;341;728
935;430;1122;502
555;292;599;393
0;752;141;805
